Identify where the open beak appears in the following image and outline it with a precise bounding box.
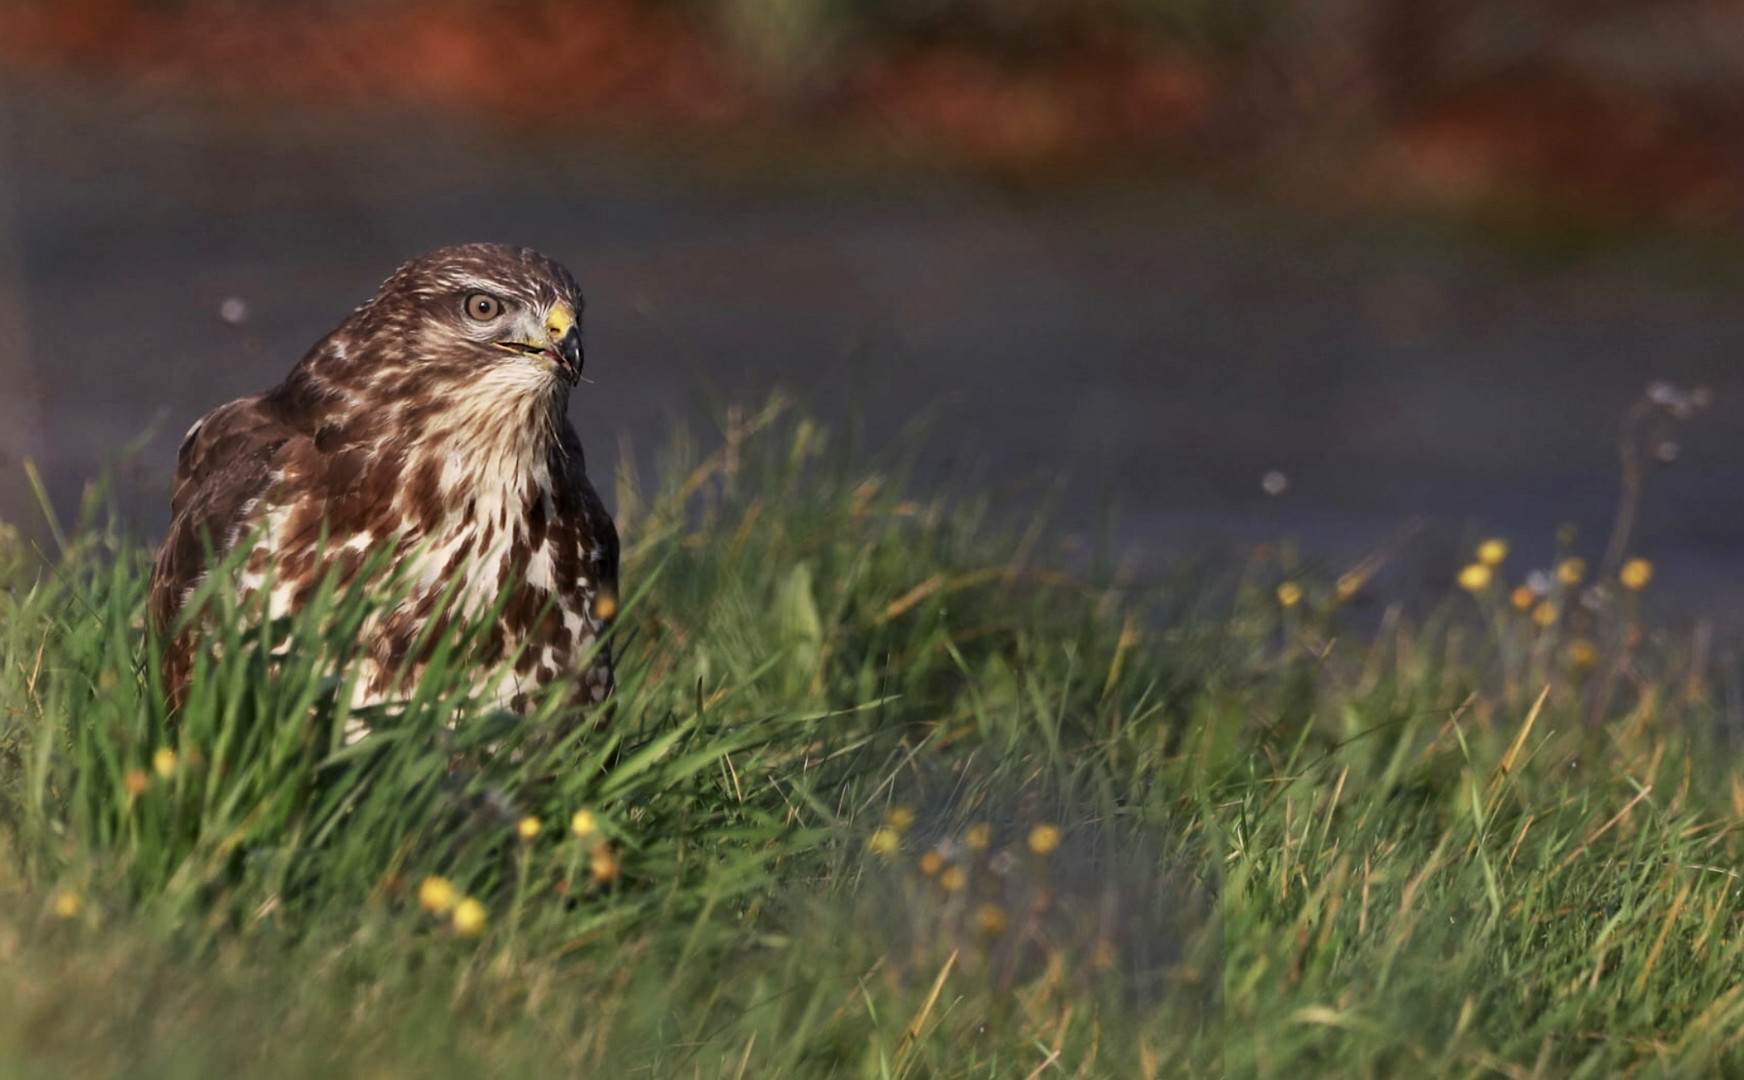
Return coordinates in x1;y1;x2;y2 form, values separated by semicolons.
495;301;583;384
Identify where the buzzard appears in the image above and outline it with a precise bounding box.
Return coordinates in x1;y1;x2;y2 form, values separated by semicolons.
150;243;618;728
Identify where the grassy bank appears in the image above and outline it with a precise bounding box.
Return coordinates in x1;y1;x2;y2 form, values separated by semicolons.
0;400;1738;1077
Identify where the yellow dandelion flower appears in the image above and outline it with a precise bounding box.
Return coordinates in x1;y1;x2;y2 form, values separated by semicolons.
1567;638;1600;672
918;850;944;875
1275;582;1303;609
1556;558;1586;586
939;866;967;892
51;889;83;920
517;816;542;840
1476;538;1509;566
868;826;900;857
1620;558;1654;591
589;841;620;885
1510;585;1535;611
1028;824;1062;856
1092;939;1118;969
886;805;916;832
965;823;993;850
1456;564;1492;592
418;875;458;915
1532;602;1558;628
451;898;486;937
570;809;598;839
152;747;177;779
122;770;150;796
974;904;1007;934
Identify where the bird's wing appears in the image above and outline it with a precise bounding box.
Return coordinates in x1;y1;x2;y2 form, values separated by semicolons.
150;394;304;631
558;421;618;602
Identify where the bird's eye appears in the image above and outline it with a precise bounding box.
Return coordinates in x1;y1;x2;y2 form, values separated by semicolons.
464;293;503;321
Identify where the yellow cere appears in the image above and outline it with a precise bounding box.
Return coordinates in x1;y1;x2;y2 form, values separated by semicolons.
1556;557;1586;586
965;823;992;850
451;898;487;937
1456;563;1492;592
152;747;177;779
517;816;542;840
1028;824;1061;855
545;300;577;341
1476;538;1509;566
1275;581;1303;608
868;826;900;857
418;875;458;915
570;809;598;838
1619;558;1654;591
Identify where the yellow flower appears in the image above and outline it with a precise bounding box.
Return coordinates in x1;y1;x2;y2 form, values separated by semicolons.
1275;582;1303;608
589;841;620;885
570;810;598;839
939;866;967;892
122;770;150;797
1567;638;1600;672
1028;824;1061;856
886;805;916;832
1335;573;1364;601
1532;602;1558;628
1476;539;1509;566
152;747;177;779
918;850;944;875
1556;558;1586;586
417;875;458;915
1456;564;1492;592
1510;585;1535;612
451;897;486;937
965;823;992;850
868;826;900;857
517;816;541;840
974;904;1007;934
51;889;83;920
1620;558;1654;591
1092;939;1118;969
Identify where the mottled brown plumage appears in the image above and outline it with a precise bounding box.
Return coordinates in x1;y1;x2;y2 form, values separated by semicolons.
151;243;617;728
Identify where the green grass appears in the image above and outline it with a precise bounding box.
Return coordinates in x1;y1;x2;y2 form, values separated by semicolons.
0;398;1740;1077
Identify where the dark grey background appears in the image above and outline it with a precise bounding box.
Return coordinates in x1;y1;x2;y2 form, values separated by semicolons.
4;84;1743;622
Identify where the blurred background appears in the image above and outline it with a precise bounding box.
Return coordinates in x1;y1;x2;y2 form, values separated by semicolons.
2;0;1743;619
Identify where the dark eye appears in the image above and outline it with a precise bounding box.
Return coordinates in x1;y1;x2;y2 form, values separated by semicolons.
464;293;503;321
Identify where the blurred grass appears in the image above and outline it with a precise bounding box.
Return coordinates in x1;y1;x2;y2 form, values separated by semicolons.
1;396;1742;1076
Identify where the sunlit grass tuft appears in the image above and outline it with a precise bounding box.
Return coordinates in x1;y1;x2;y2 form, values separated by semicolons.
0;396;1740;1077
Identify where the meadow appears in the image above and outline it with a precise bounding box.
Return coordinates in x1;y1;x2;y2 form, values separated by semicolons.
0;396;1740;1078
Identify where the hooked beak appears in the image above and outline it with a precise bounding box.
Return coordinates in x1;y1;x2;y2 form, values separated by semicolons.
545;301;584;384
495;301;583;385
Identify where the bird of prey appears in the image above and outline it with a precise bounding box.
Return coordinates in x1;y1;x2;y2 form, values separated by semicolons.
150;243;618;728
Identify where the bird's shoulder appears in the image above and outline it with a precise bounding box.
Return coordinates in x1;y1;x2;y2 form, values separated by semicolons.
552;420;618;586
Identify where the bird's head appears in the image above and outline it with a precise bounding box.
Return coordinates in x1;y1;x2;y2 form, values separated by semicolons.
323;243;588;398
